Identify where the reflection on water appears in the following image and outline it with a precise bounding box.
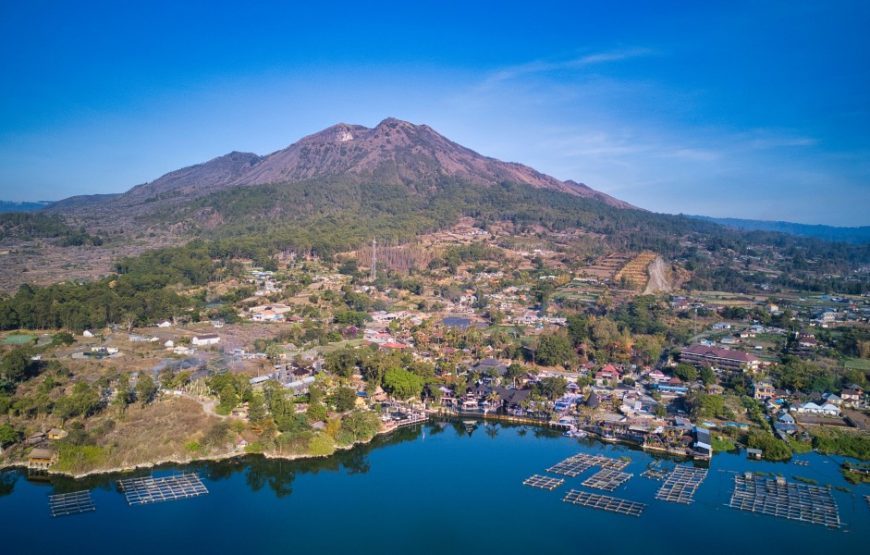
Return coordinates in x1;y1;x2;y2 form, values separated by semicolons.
0;470;17;497
22;421;427;499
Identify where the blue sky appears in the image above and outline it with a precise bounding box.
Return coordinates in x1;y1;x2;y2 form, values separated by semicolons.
0;1;868;225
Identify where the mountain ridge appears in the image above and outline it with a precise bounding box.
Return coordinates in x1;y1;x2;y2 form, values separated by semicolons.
52;117;633;213
689;215;870;244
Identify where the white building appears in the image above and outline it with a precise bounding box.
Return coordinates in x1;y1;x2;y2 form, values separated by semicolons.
192;334;220;346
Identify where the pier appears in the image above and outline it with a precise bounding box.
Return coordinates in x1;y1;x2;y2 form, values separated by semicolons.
582;469;632;492
49;490;95;517
118;473;209;506
727;474;840;528
563;490;646;517
523;474;565;491
655;466;708;504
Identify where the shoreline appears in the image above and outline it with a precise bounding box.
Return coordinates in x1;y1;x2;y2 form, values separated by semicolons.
0;418;432;480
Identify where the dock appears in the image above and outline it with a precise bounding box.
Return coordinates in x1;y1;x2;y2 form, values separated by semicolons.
118;473;209;506
727;474;840;528
582;468;633;492
655;466;708;504
49;490;95;517
563;490;646;517
523;474;565;491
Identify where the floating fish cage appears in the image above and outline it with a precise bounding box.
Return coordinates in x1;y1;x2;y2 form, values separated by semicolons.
727;474;840;529
547;453;629;477
641;460;671;481
118;473;209;506
582;468;633;492
655;466;708;504
563;490;645;517
49;490;95;517
522;474;565;491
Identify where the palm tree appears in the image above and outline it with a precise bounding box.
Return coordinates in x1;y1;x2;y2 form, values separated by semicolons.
485;391;501;413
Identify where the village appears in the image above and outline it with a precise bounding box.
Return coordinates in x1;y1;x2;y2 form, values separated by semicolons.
1;220;869;478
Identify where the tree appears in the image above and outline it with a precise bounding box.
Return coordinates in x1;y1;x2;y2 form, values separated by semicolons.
536;333;575;367
0;423;19;447
308;432;336;456
330;386;358;412
114;373;133;411
218;384;239;414
674;363;698;383
567;314;589;347
699;366;716;386
536;377;568;400
307;402;328;422
248;392;267;424
325;347;357;379
504;363;525;388
54;382;101;422
135;374;158;405
0;348;35;383
383;367;424;400
342;410;381;442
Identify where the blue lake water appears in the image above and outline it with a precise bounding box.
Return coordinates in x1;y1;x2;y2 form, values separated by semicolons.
1;421;868;554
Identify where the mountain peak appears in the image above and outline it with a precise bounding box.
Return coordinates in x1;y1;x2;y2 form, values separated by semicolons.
107;118;633;209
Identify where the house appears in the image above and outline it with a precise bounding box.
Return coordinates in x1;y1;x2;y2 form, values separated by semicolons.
774;412;798;435
192;334;220;346
693;427;712;458
841;387;864;406
47;428;68;441
681;344;760;372
753;381;776;401
472;358;509;377
797;333;818;349
794;402;840;416
595;364;621;386
28;447;57;469
647;369;668;383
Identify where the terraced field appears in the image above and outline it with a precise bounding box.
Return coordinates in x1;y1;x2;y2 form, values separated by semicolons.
614;251;658;290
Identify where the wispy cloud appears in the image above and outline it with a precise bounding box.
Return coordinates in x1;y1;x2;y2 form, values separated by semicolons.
483;48;654;85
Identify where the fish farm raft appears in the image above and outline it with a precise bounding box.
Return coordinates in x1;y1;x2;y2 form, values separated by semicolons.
655;466;708;504
49;490;95;517
118;473;209;506
563;490;646;517
547;453;629;477
523;474;565;491
582;468;633;492
727;473;841;529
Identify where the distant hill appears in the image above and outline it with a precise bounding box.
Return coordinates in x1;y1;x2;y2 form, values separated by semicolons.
0;200;51;213
690;215;870;244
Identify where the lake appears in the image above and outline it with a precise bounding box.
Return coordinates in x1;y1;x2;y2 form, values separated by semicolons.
1;421;868;554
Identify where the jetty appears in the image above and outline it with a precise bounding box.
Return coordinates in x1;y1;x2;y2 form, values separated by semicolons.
118;473;209;506
563;490;645;517
49;490;95;517
727;473;840;528
655;466;708;504
523;474;565;491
